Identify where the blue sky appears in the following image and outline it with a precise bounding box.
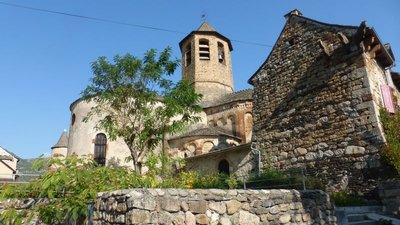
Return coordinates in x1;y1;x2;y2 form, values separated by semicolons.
0;1;399;159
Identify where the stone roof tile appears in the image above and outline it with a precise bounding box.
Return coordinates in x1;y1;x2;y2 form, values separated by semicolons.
52;130;69;149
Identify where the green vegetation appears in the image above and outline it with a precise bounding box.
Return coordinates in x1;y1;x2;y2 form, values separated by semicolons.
0;156;239;224
331;191;371;207
379;108;400;174
81;47;202;173
245;169;324;190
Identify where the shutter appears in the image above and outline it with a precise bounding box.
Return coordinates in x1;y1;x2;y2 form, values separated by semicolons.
381;84;395;113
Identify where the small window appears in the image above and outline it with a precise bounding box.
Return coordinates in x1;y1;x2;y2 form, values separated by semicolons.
218;159;230;175
218;42;225;64
71;114;76;126
94;133;107;166
199;39;210;60
185;44;192;66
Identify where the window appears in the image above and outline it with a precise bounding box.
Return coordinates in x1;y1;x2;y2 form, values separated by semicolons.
218;42;225;63
199;39;210;60
218;159;230;175
94;133;107;166
71;114;76;126
185;44;192;66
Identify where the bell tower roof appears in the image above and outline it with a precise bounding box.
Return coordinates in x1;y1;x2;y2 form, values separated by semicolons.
51;130;68;149
179;22;233;51
196;21;216;32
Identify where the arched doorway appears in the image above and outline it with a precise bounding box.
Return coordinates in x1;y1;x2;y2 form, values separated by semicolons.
218;159;230;175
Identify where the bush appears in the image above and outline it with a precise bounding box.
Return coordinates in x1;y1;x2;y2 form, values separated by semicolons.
245;169;323;190
0;156;240;224
380;108;400;174
332;191;370;206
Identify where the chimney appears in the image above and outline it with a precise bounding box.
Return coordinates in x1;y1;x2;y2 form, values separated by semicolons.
284;9;303;21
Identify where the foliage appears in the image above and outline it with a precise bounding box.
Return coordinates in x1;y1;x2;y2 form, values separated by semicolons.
245;168;323;190
0;156;239;224
332;190;370;207
81;47;203;173
0;156;144;224
379;108;400;174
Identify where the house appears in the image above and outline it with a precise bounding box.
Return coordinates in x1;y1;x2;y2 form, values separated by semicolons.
249;10;398;194
0;146;20;181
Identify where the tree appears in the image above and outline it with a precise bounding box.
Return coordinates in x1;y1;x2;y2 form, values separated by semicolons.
81;47;202;173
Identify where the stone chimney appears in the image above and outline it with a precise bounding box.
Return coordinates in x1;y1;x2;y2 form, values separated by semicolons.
284;9;303;20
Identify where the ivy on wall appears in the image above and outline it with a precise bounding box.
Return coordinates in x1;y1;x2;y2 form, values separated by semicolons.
379;108;400;175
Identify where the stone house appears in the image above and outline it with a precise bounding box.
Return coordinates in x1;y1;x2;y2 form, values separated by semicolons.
52;22;256;178
249;10;398;194
0;146;20;181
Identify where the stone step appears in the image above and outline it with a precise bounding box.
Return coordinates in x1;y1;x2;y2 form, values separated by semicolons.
348;214;367;222
348;220;376;225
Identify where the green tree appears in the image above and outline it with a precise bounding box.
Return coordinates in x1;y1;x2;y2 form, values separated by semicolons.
81;47;202;173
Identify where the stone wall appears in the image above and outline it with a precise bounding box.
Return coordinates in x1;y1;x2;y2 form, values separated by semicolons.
250;14;393;194
185;144;254;179
379;179;400;215
92;188;336;225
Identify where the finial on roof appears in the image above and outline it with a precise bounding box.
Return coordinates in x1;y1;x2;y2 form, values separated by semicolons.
201;13;207;22
284;9;303;20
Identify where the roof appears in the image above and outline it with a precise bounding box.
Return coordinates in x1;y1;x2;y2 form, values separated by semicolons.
249;10;396;85
0;146;21;161
197;21;216;32
169;126;237;141
391;72;400;91
51;130;69;149
201;89;253;108
179;21;233;51
185;143;251;160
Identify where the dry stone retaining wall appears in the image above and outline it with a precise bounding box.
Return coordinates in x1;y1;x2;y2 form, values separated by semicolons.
92;188;336;225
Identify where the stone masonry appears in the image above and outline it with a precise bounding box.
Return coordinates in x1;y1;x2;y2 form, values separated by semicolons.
92;188;336;225
249;11;397;195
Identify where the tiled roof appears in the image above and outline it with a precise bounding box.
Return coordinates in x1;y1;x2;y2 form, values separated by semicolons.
170;126;235;140
197;21;216;32
51;130;69;149
201;89;253;108
0;146;20;161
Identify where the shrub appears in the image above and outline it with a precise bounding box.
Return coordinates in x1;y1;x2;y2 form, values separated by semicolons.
332;191;369;206
379;108;400;174
0;156;240;224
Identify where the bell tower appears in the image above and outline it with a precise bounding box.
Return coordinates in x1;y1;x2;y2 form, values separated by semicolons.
179;21;234;104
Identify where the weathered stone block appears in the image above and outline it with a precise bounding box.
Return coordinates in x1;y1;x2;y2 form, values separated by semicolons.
189;200;208;213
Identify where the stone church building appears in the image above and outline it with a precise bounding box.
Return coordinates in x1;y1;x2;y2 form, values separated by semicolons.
52;21;255;178
52;10;399;193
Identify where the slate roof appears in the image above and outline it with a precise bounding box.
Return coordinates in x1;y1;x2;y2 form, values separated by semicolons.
51;130;69;149
201;89;253;108
248;10;395;85
0;146;21;161
197;21;216;32
169;126;237;140
179;22;233;51
185;143;251;160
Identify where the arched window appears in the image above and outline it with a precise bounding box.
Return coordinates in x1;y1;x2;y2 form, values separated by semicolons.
218;159;230;175
94;133;107;166
185;44;192;66
218;42;225;64
71;114;76;126
199;39;210;60
227;116;236;136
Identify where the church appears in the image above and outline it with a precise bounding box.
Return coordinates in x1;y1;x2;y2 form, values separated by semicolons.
52;10;400;194
51;21;256;178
